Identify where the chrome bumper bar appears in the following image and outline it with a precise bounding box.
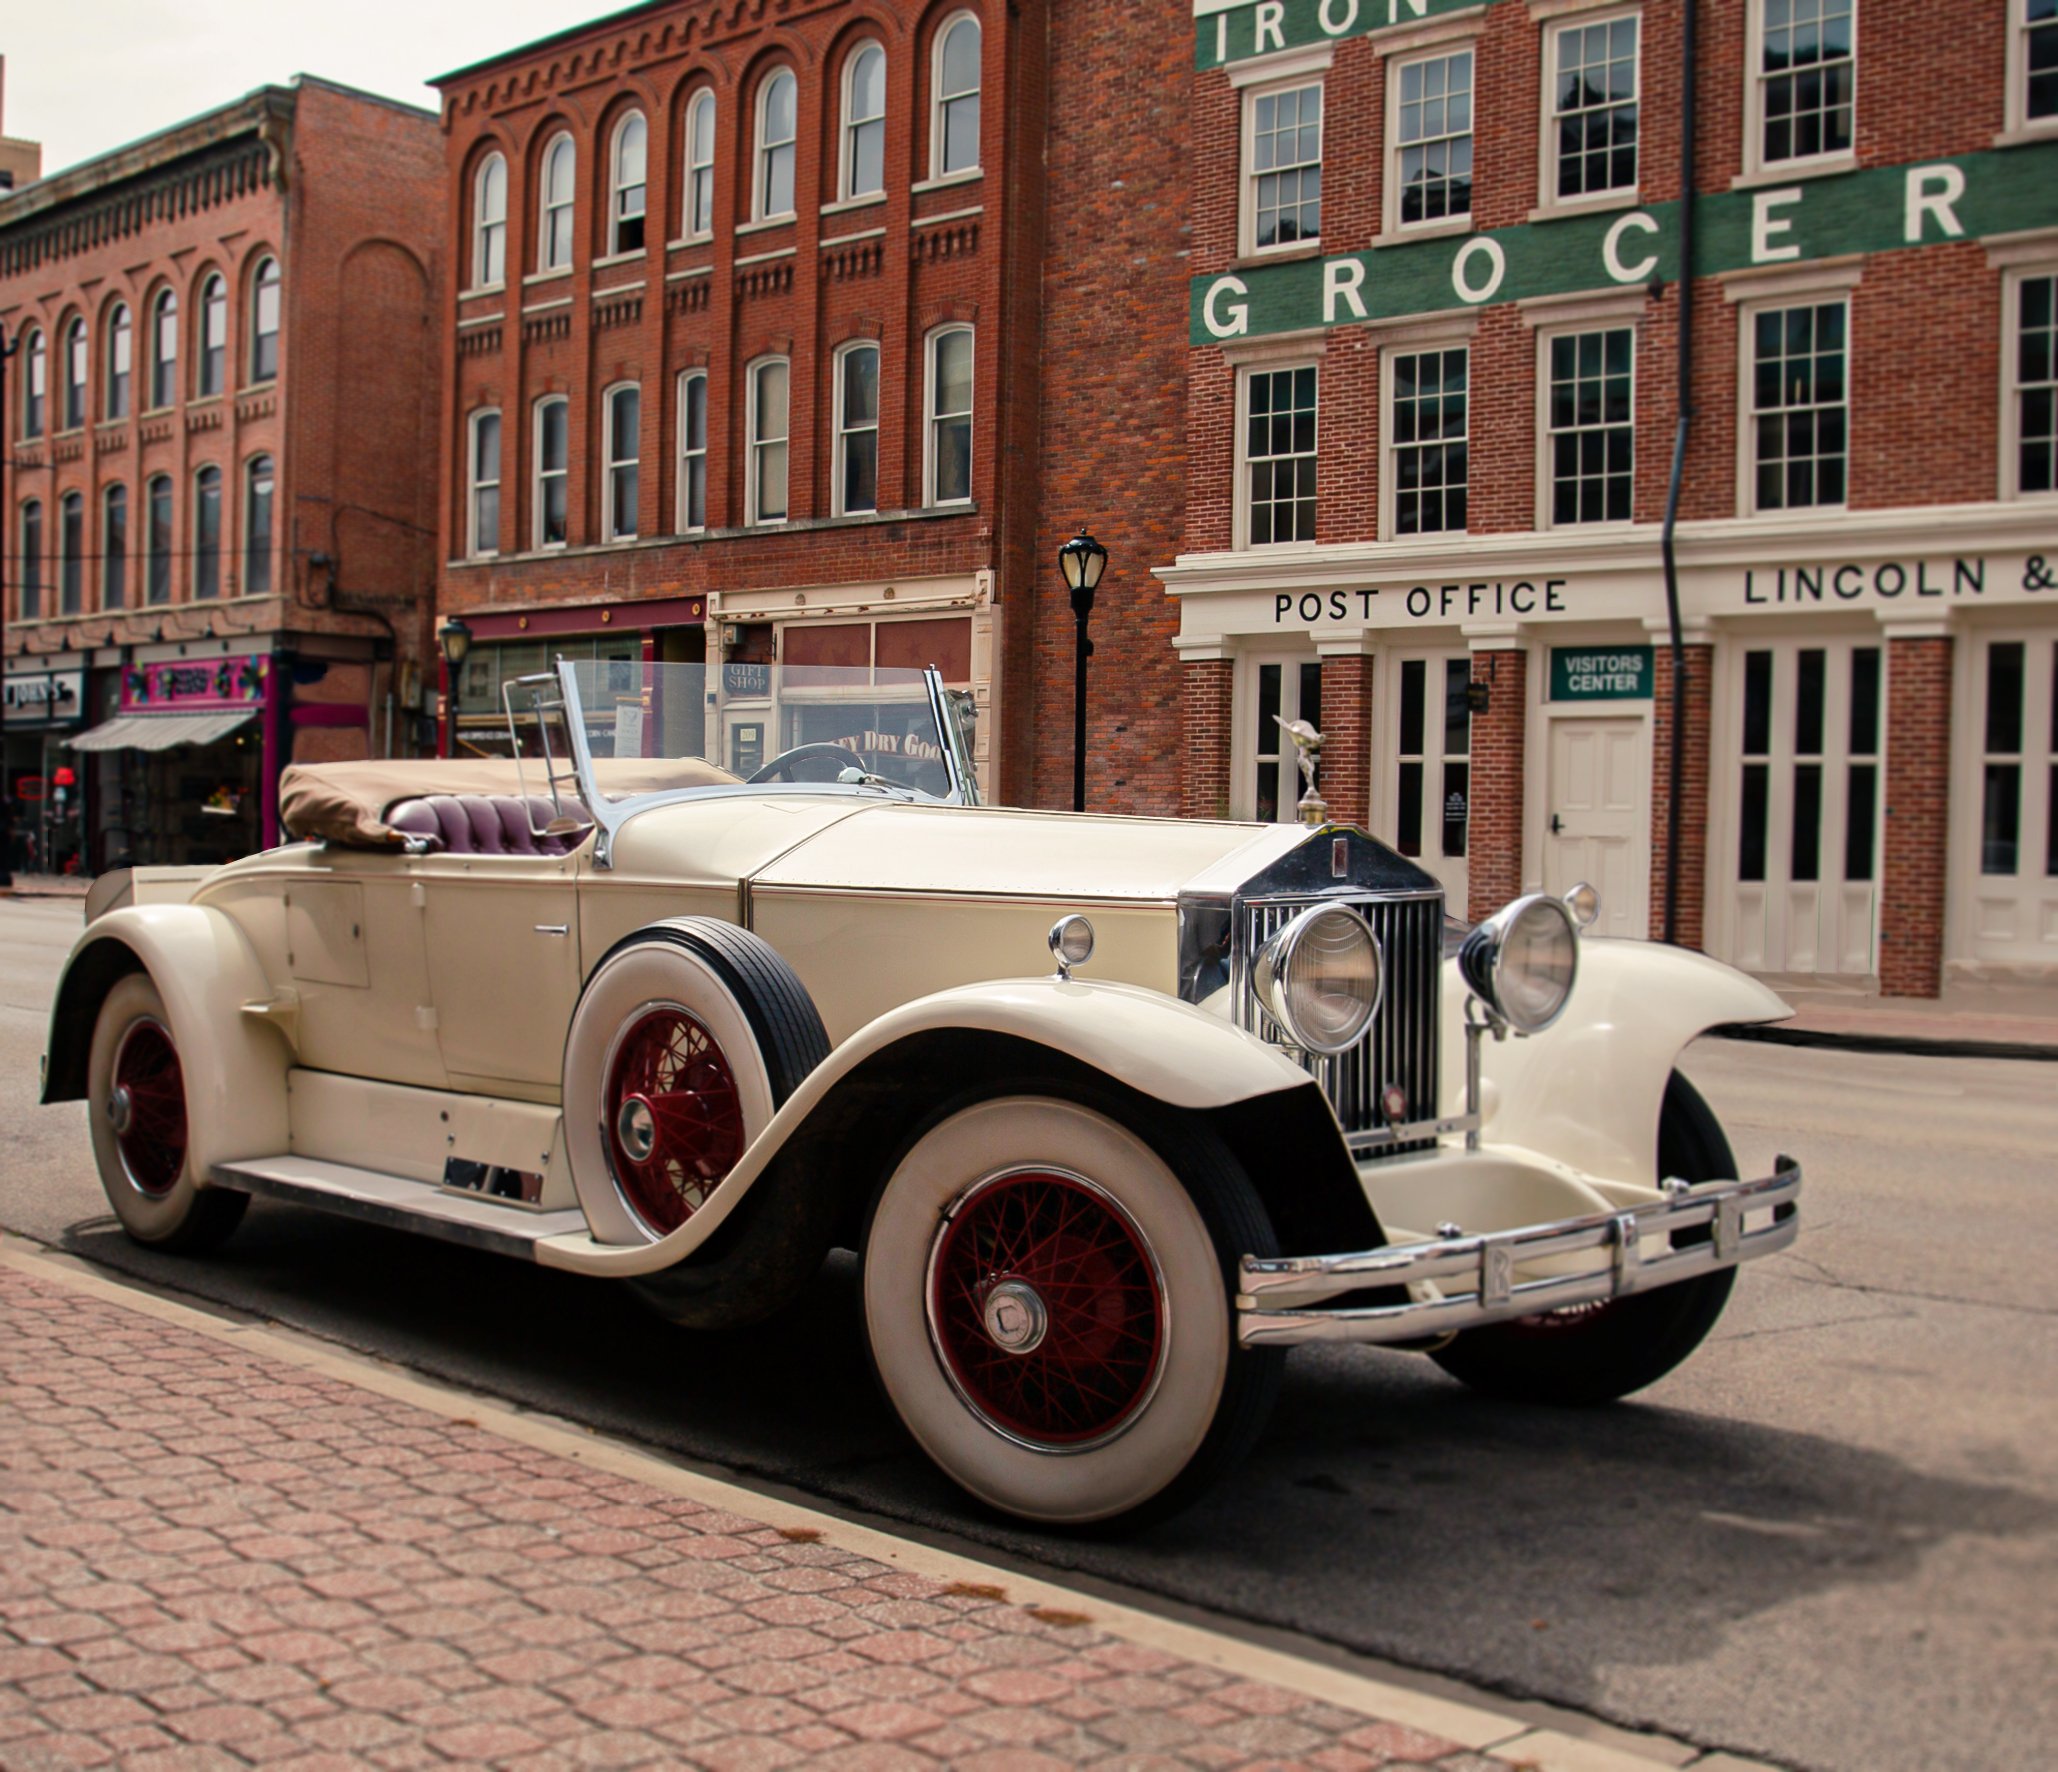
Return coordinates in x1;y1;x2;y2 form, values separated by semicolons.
1237;1157;1801;1348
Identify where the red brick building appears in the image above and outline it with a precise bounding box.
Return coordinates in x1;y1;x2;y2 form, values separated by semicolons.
1160;0;2058;994
2;79;445;871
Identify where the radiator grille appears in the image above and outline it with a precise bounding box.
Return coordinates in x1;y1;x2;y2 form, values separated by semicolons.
1236;894;1443;1156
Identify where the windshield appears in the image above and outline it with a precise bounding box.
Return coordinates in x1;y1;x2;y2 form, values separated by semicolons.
499;660;979;812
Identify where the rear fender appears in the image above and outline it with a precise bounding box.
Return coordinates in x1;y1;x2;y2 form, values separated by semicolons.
1446;938;1791;1185
44;905;291;1179
537;975;1320;1277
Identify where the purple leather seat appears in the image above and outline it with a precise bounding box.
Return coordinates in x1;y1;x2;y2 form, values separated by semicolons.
384;795;592;857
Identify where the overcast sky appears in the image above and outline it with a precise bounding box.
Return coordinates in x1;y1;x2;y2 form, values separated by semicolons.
5;1;637;176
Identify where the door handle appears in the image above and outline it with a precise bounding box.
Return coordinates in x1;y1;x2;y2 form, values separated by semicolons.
534;924;570;937
1549;814;1564;835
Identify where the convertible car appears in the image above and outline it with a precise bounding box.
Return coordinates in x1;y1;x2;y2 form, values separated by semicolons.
43;660;1799;1528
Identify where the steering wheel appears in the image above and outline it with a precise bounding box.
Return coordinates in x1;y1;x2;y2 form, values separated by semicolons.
746;743;870;784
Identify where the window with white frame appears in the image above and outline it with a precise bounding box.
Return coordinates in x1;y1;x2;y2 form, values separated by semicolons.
1977;638;2057;880
1393;49;1474;227
62;317;86;431
1545;326;1635;524
676;372;708;531
684;91;716;239
539;134;575;270
2012;271;2057;496
101;484;127;610
610;113;647;256
1240;364;1318;546
198;274;227;398
244;455;274;595
1389;346;1469;534
933;13;982;177
21;329;44;439
756;72;798;221
472;153;508;288
1549;12;1638;201
193;466;222;600
146;475;172;605
106;304;132;420
534;396;569;548
150;289;177;410
59;491;83;615
926;327;973;506
18;500;42;620
1749;300;1848;510
250;257;280;383
468;409;502;558
604;384;640;540
2023;0;2058;124
1244;80;1322;254
843;43;887;201
835;342;880;516
748;358;790;524
1753;0;1854;168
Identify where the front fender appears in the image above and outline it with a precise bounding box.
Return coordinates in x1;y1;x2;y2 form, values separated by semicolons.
537;975;1316;1277
1444;939;1790;1185
44;905;291;1180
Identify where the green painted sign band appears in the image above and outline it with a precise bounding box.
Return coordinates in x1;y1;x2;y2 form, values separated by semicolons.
1191;141;2058;346
1196;0;1497;71
1551;646;1653;702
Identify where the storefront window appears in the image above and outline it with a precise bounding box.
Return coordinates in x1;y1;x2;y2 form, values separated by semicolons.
1984;641;2026;875
1251;658;1322;824
1395;658;1471;857
1846;647;1880;883
1739;649;1773;882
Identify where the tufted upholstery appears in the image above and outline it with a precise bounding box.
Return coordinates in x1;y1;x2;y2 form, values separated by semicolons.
384;795;593;858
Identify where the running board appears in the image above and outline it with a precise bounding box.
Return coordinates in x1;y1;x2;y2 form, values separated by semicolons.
210;1157;589;1261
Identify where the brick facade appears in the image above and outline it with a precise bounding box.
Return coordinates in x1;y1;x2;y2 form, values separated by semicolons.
1316;653;1373;829
1879;635;1953;998
1465;647;1525;920
1648;641;1712;951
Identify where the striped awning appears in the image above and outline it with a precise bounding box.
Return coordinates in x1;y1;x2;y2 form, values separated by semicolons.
68;711;255;753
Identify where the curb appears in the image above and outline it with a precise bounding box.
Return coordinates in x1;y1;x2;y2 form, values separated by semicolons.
0;1235;1783;1772
1714;1021;2058;1063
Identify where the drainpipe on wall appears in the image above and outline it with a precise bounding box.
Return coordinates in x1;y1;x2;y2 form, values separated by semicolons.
1658;0;1698;946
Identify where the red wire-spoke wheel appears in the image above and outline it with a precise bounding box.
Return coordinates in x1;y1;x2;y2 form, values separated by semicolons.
107;1017;188;1199
603;1004;747;1236
926;1169;1169;1451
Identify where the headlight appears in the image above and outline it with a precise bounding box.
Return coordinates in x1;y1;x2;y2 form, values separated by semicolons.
1458;893;1578;1034
1252;905;1383;1055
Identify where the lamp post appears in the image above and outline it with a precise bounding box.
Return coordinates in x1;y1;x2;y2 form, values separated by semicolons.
436;616;472;760
1058;527;1107;815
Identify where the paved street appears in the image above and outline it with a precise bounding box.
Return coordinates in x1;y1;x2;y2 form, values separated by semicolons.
3;897;2054;1772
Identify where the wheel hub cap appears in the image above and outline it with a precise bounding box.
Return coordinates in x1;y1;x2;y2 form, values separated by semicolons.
615;1095;657;1164
981;1280;1048;1354
107;1085;135;1137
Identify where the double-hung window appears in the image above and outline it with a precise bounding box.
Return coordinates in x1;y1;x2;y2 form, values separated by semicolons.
468;410;502;559
933;14;982;177
604;384;640;541
676;372;708;532
1545;327;1635;524
21;329;44;439
59;492;83;615
835;344;880;516
2010;271;2057;497
684;92;716;239
756;72;797;221
1749;300;1848;511
62;318;86;431
472;154;508;288
1393;49;1474;228
101;484;127;610
193;467;222;600
250;258;280;384
106;304;132;420
198;275;227;398
926;328;972;506
2018;0;2058;128
1388;346;1469;535
843;45;887;201
1751;0;1854;170
611;114;647;256
534;397;569;548
244;455;274;596
539;135;575;271
18;500;42;620
748;358;790;525
1548;11;1638;203
150;290;177;411
1240;365;1317;547
146;475;173;605
1244;81;1321;254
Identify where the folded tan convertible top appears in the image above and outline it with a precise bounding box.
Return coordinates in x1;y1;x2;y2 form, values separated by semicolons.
280;756;740;849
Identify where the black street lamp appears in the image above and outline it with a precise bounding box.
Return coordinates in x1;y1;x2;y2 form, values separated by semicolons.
437;616;473;760
1058;527;1107;814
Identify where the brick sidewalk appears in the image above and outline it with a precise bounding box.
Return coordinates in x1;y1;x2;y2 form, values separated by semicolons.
0;1260;1511;1772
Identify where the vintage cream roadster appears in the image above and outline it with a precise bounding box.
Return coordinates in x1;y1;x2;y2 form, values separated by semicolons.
44;661;1799;1527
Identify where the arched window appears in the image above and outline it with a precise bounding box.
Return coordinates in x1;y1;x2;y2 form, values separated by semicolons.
250;258;281;383
472;152;508;288
933;14;982;178
101;484;128;610
842;44;887;201
468;409;502;559
150;289;178;410
18;499;43;621
21;329;45;440
926;325;974;506
244;454;275;596
106;305;133;420
610;113;648;256
59;491;84;615
676;370;708;531
755;71;797;221
539;133;576;271
146;475;173;605
603;383;641;541
193;466;223;600
534;396;570;549
62;317;87;431
747;356;789;525
197;274;227;397
834;342;880;516
683;91;716;240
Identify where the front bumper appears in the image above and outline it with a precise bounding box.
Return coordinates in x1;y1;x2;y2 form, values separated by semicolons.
1237;1156;1801;1348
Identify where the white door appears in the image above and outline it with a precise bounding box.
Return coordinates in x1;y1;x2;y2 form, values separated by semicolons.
1727;639;1882;975
1965;632;2058;963
1544;717;1646;939
1238;653;1323;823
1384;651;1471;917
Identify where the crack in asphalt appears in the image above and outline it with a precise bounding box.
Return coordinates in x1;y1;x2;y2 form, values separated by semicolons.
1780;1254;2057;1319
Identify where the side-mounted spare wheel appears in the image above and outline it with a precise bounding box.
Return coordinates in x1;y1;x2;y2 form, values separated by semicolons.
87;973;248;1252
